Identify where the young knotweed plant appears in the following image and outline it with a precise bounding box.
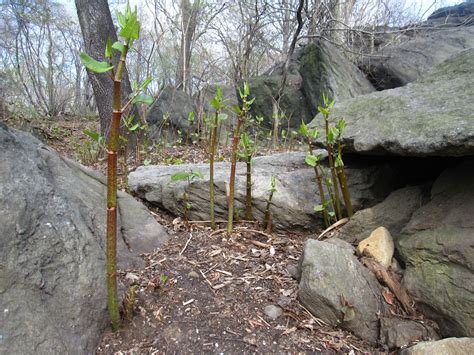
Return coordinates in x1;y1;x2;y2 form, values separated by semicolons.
318;94;352;219
318;93;342;221
227;83;255;234
300;121;331;228
263;175;277;233
171;170;204;223
238;132;257;221
79;3;152;331
208;86;227;230
82;129;105;165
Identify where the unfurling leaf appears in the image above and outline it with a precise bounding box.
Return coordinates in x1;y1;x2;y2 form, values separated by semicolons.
314;204;325;212
80;52;114;73
132;94;153;105
112;41;125;55
105;37;112;59
305;154;319;167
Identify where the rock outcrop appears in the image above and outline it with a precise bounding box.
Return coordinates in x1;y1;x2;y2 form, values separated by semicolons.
248;41;374;127
397;160;474;337
0;124;169;354
129;152;406;232
147;86;196;138
310;49;474;157
360;26;474;90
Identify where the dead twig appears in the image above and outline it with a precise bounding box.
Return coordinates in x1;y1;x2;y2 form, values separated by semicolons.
317;218;349;240
179;233;193;255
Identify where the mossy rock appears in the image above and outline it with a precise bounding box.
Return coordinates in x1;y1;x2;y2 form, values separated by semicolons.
309;48;474;157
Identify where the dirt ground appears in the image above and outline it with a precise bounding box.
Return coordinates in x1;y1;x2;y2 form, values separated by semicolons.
6;114;384;354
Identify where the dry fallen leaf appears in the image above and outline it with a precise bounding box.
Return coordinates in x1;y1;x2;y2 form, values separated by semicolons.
382;290;395;305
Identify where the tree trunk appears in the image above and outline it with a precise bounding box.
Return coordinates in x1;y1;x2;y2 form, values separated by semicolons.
176;0;200;94
75;0;133;137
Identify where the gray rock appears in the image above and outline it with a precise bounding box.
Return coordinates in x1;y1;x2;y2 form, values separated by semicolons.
248;41;374;127
361;27;474;90
147;86;196;138
129;151;404;232
379;317;439;349
400;337;474;355
426;1;474;26
0;126;169;354
334;185;424;244
264;305;283;320
311;49;474;157
397;160;474;337
298;239;388;343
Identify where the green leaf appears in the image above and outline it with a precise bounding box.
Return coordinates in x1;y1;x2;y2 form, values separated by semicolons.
188;111;195;123
112;41;125;55
318;105;329;116
337;118;346;132
140;76;153;90
79;52;114;73
232;104;242;115
185;202;193;210
314;204;325;212
309;128;318;140
117;11;126;28
143;159;152;166
305;154;319;167
105;38;112;59
217;113;228;122
190;170;203;180
121;18;140;40
128;123;141;132
270;176;277;192
299;121;308;137
83;129;101;142
171;171;190;182
132;94;153;105
243;82;250;96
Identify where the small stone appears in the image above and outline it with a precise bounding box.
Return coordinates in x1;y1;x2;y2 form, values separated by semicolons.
264;305;283;320
285;264;300;280
188;271;200;279
125;272;140;283
357;226;394;268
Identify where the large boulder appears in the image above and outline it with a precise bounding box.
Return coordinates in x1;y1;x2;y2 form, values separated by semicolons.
400;337;474;355
147;86;196;138
310;49;474;157
298;239;388;343
247;41;374;127
0;124;169;354
129;152;405;232
397;160;474;337
360;26;474;90
334;185;425;244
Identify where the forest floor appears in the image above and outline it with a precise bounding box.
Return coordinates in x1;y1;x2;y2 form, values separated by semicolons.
6;114;383;354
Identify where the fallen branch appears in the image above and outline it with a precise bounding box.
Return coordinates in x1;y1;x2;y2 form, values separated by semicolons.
361;256;416;316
